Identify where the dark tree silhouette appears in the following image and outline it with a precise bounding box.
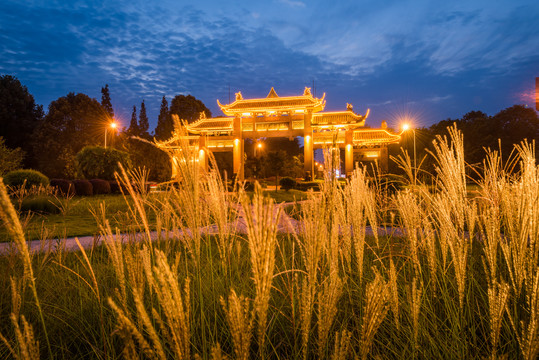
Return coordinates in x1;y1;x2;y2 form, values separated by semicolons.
169;94;212;124
139;100;150;137
155;95;171;140
100;84;114;119
33;92;107;177
0;75;44;167
128;105;140;137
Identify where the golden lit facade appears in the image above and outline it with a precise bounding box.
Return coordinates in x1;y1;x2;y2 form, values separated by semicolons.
158;87;401;179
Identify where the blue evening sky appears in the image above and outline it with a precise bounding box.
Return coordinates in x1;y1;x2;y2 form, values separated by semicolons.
1;0;537;130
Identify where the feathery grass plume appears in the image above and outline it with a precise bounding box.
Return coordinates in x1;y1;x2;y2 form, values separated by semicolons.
427;125;477;309
96;210;128;307
160;116;210;261
507;268;539;360
108;298;156;358
394;190;423;274
115;163;154;249
346;166;379;279
0;178;52;358
149;250;191;359
409;276;423;347
317;269;343;359
240;183;281;357
388;256;400;329
296;192;327;360
0;278;39;360
299;277;315;360
359;270;389;360
210;343;229;360
129;166;150;199
487;281;510;360
331;329;352;360
204;157;238;274
390;148;415;186
0;314;40;360
499;141;538;297
220;289;253;360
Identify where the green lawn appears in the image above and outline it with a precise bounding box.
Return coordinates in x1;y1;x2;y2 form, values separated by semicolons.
1;194;142;242
1;190;310;242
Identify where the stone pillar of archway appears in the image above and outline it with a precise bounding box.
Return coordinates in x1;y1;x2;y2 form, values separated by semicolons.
198;136;208;174
345;130;354;177
233;138;244;180
304;110;314;179
232;115;244;180
171;151;179;179
379;146;389;173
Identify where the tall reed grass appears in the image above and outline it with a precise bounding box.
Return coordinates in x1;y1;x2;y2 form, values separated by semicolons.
0;125;538;359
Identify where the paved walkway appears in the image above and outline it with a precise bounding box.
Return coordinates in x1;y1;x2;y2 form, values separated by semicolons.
0;203;403;255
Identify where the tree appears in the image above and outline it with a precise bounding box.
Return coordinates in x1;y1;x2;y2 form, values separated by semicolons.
76;146;131;180
33;92;108;178
127;105;140;137
263;150;288;190
154;95;171;140
0;75;44;167
492;105;539;157
169;94;212;124
0;136;24;175
101;84;114;119
139;100;150;137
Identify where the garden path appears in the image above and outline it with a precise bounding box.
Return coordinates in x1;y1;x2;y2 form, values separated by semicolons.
0;202;403;255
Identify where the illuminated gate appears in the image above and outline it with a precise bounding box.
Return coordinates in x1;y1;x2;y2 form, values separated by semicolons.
156;87;401;179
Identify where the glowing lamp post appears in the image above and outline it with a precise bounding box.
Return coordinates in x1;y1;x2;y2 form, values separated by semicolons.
402;123;416;184
105;121;117;148
254;141;263;157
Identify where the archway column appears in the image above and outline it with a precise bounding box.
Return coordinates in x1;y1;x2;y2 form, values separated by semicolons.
304;110;314;179
345;130;354;177
198;136;208;174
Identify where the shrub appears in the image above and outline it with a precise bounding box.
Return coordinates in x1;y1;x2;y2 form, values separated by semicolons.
73;179;93;196
279;177;296;191
89;179;111;194
108;180;122;194
296;181;320;191
3;169;49;188
50;179;75;196
19;196;61;214
76;146;131;180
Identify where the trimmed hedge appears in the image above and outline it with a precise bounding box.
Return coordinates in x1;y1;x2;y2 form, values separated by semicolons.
108;180;122;194
73;179;93;196
50;179;75;196
20;196;61;214
279;177;296;191
3;169;49;188
89;179;111;194
295;181;320;191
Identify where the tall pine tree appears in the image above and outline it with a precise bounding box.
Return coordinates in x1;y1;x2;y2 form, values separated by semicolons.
128;105;139;136
139;100;150;137
100;84;114;119
155;95;171;140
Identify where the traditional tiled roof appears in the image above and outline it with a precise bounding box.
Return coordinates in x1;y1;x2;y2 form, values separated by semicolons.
184;117;233;134
312;110;366;126
218;87;326;115
353;129;401;145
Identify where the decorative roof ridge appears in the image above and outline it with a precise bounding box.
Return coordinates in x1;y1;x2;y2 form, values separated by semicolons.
267;87;279;98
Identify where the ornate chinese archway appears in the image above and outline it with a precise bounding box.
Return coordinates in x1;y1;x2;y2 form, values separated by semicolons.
156;87;401;179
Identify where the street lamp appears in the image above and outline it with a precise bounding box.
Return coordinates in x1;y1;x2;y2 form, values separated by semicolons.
254;141;263;157
402;123;416;184
105;121;117;148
